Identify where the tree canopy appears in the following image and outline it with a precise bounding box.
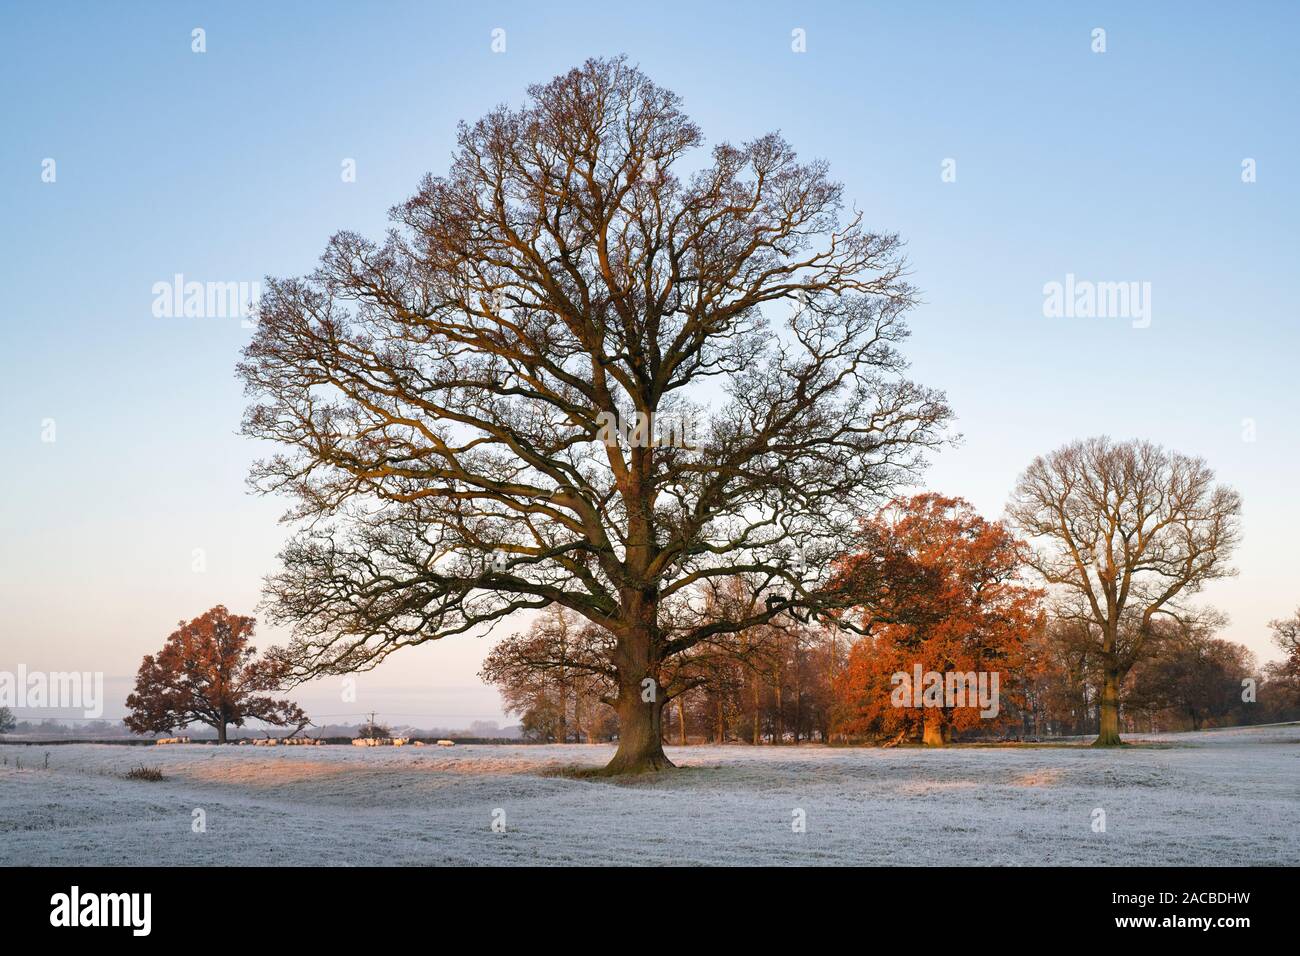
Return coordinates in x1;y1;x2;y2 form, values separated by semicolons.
239;56;951;771
124;606;306;743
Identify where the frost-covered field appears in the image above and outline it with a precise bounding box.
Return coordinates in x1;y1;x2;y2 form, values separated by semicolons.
3;724;1296;866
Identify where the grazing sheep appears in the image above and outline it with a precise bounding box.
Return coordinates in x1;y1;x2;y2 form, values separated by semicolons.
436;739;455;747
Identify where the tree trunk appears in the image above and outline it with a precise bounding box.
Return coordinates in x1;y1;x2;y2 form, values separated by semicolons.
715;700;725;744
216;720;227;744
774;678;784;745
793;685;802;745
1094;666;1123;746
677;696;687;746
557;680;567;745
605;677;672;773
922;710;948;747
603;610;673;774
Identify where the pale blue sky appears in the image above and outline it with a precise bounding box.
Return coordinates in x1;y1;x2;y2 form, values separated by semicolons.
2;1;1297;724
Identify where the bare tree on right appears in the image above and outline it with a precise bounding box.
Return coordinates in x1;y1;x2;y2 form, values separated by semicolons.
1008;437;1241;745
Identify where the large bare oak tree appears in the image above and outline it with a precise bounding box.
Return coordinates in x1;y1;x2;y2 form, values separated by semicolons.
239;57;950;773
1008;437;1240;745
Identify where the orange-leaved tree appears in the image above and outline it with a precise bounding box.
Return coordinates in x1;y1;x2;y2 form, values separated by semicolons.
125;606;307;743
832;494;1043;746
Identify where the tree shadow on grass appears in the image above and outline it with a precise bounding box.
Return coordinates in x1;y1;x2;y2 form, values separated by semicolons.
537;764;719;785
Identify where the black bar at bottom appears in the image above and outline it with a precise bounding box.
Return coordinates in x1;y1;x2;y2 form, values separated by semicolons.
0;866;1281;941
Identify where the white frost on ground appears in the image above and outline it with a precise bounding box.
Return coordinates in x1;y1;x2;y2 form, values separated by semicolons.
2;724;1296;865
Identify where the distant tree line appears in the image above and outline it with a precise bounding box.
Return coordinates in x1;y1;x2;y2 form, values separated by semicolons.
482;470;1298;746
484;595;1300;746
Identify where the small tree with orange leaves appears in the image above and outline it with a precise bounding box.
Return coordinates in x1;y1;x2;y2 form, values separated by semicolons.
125;606;307;743
832;494;1043;746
